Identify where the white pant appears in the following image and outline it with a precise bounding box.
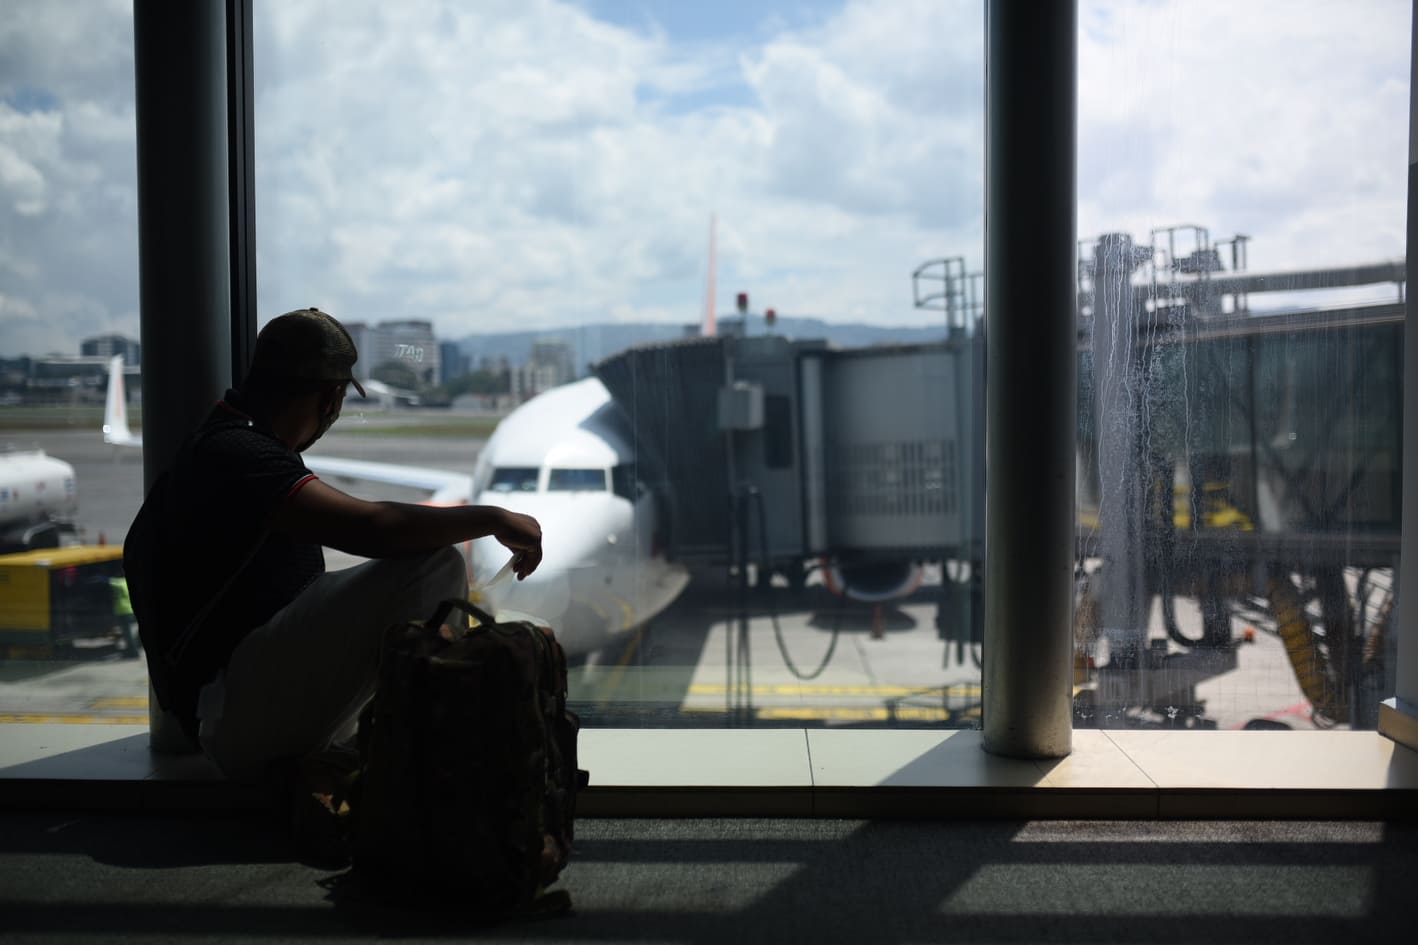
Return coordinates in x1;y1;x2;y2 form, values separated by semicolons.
198;546;468;783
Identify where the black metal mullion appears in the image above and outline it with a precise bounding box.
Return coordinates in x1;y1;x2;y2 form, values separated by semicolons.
226;0;258;384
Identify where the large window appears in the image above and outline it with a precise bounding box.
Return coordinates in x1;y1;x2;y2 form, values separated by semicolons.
0;1;1405;745
251;0;1409;734
0;3;147;725
1074;0;1408;731
253;0;987;729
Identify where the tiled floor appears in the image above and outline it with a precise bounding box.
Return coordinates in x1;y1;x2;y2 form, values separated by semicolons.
2;723;1416;817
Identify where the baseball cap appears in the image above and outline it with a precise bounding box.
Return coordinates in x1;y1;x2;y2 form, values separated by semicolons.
249;307;366;397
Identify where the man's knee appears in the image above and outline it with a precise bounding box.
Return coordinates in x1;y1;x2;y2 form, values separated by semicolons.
338;547;467;619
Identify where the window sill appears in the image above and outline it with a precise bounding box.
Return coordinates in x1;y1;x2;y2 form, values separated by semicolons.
1;724;1415;818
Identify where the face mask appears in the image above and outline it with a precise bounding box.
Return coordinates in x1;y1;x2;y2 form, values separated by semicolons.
297;386;344;452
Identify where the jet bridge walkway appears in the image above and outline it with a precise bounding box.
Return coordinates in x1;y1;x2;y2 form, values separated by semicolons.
596;226;1404;731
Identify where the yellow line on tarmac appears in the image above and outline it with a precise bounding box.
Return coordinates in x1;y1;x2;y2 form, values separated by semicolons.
681;705;957;723
758;706;954;723
687;683;981;699
0;714;148;725
89;696;148;709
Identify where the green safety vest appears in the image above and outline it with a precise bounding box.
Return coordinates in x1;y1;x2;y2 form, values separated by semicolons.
110;576;133;617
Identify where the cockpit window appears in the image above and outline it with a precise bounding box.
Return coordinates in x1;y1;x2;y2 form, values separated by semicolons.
489;467;540;492
547;468;608;492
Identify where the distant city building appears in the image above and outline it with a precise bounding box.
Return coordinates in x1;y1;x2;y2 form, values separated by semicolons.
362;319;440;387
512;362;562;402
344;322;373;382
439;341;469;385
0;357;32;385
477;355;511;375
513;338;575;401
80;334;141;365
0;354;139;405
531;339;575;382
342;320;441;388
29;356;113;403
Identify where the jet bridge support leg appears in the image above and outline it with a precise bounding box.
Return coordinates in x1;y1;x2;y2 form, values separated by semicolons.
981;0;1078;760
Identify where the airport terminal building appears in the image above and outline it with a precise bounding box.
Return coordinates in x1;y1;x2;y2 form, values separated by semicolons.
1;2;1416;941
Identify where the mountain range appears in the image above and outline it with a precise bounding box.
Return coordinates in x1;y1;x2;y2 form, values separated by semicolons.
456;314;951;371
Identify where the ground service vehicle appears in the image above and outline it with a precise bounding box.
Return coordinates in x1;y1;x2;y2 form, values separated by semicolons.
0;545;128;655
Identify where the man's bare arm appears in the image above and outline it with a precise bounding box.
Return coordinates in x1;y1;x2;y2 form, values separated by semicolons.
269;479;543;578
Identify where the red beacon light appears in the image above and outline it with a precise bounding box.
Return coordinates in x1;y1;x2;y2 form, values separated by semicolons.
736;292;748;314
765;307;776;328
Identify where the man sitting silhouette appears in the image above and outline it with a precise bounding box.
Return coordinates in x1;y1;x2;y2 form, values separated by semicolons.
125;308;541;782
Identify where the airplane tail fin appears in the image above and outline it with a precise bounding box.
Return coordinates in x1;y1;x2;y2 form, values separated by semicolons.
703;213;717;338
103;355;136;446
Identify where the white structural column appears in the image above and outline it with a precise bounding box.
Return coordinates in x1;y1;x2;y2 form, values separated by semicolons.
1379;1;1418;751
981;1;1078;759
133;0;235;752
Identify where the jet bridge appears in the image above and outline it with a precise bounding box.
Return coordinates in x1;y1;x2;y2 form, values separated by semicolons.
596;227;1405;729
592;331;985;579
1070;226;1405;729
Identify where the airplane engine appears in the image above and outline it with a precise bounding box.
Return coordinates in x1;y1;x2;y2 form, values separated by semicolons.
823;559;924;603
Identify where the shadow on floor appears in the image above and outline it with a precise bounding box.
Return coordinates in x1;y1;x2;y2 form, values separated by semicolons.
1;814;1415;943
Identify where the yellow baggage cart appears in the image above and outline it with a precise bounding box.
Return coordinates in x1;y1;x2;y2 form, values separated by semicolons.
0;545;127;649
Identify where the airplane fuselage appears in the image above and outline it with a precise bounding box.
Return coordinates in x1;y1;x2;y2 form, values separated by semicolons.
467;377;689;656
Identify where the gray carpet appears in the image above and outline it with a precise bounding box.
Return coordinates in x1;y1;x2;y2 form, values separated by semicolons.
1;813;1413;944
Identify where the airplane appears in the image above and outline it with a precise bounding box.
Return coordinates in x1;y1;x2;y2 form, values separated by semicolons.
465;376;690;656
101;354;688;657
102;356;471;505
350;377;421;408
98;218;925;658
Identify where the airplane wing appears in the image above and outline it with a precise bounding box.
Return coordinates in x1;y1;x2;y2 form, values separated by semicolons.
301;455;472;505
102;356;473;505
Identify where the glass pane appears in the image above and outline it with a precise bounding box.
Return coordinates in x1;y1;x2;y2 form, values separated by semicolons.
1075;0;1408;731
254;0;987;729
0;4;147;726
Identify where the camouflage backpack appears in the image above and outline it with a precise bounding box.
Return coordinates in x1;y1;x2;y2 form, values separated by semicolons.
352;598;587;915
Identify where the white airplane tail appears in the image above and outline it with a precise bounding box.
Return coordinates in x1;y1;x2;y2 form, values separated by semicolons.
103;355;138;446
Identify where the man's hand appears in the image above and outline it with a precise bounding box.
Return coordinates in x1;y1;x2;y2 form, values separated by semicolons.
495;509;542;579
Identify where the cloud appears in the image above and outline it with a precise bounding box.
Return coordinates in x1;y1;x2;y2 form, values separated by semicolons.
0;0;1410;356
0;0;137;357
1078;0;1410;276
0;140;48;216
252;0;985;337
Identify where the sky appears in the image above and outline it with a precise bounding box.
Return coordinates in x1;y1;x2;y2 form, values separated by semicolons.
0;0;1410;357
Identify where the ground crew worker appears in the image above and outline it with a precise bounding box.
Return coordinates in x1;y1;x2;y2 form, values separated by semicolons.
109;574;139;660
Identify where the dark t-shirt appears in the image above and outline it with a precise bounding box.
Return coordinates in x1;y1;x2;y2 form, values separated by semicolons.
126;390;324;736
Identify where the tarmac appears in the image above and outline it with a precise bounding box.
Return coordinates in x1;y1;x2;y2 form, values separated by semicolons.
0;414;1331;734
